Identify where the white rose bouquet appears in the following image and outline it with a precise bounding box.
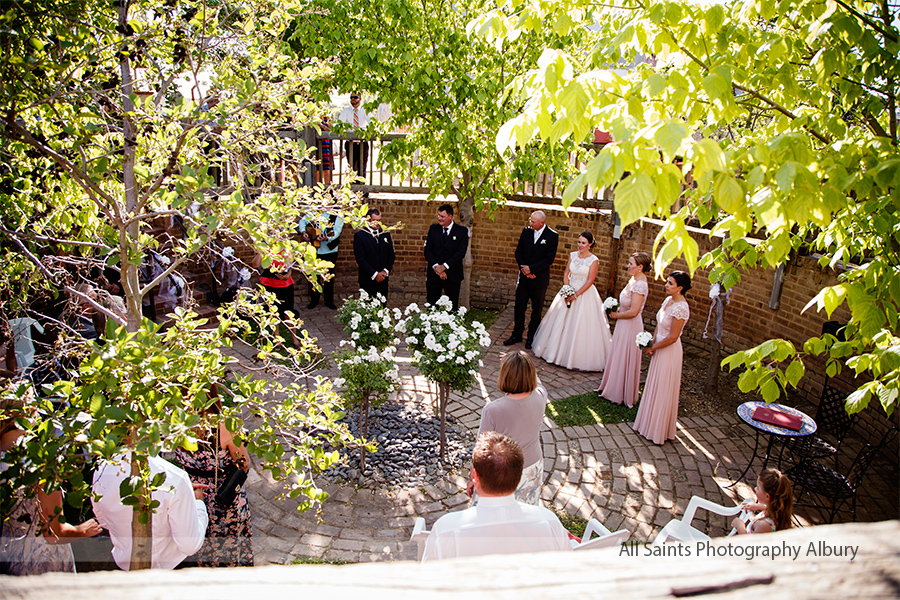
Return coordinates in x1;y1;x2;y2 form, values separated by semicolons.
635;331;654;351
559;284;576;308
603;297;619;317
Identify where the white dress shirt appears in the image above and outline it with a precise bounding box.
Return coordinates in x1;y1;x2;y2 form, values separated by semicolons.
533;225;546;244
92;454;208;570
421;494;572;561
337;105;370;129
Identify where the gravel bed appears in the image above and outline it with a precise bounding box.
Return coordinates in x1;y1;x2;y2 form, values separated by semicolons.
322;401;476;488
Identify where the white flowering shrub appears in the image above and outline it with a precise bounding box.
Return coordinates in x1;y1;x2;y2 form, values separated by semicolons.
398;296;491;393
337;289;402;350
333;344;402;407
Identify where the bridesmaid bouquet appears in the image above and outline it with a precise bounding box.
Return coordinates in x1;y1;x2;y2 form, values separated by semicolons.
603;297;618;317
635;331;654;350
559;284;576;308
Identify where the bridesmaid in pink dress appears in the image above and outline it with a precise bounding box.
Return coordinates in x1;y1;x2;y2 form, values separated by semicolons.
633;271;691;445
597;252;651;407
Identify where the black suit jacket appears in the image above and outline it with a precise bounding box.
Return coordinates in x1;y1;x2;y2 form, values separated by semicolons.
354;229;395;283
424;222;469;283
514;226;559;286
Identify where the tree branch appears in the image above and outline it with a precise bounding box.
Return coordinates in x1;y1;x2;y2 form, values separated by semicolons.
0;225;111;249
2;119;120;221
834;0;898;43
5;231;126;327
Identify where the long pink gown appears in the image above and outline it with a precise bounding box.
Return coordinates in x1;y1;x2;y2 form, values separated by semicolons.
597;277;648;407
633;296;690;444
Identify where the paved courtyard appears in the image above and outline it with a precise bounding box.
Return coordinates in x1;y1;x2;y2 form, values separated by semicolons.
234;303;899;565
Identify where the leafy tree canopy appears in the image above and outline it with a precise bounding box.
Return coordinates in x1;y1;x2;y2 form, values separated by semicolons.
1;0;369;568
476;0;900;415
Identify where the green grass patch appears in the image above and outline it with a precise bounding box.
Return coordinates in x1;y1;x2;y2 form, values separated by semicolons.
552;508;588;538
464;306;500;329
546;393;639;428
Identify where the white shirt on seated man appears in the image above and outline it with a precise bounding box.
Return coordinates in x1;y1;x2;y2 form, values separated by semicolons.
421;431;572;561
92;453;208;570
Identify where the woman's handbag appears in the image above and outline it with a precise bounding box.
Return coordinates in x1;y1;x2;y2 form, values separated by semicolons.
215;461;247;507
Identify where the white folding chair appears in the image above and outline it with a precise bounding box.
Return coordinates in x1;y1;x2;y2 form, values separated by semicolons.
571;518;630;551
652;495;753;546
410;516;430;561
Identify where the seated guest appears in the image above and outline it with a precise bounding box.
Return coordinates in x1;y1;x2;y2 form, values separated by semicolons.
421;432;572;561
92;453;208;570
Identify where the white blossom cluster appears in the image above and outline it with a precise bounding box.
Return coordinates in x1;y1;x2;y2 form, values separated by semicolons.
338;289;401;350
603;297;619;311
398;296;490;385
333;345;401;390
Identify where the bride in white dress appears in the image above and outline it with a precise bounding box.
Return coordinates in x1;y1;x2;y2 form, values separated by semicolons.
532;232;612;371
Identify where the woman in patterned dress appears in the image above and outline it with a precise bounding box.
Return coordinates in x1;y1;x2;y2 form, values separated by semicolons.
633;271;691;445
597;252;651;407
174;393;252;567
531;232;612;371
1;385;102;575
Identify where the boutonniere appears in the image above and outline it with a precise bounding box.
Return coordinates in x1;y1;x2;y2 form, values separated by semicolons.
540;239;547;245
452;235;457;240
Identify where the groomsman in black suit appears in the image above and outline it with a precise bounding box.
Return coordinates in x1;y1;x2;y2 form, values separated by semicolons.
505;210;559;349
354;208;395;299
424;203;469;310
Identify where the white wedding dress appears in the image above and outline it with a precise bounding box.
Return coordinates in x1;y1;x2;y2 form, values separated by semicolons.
532;252;612;371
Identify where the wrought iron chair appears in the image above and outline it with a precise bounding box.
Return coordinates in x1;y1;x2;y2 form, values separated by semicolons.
786;426;898;524
779;378;856;468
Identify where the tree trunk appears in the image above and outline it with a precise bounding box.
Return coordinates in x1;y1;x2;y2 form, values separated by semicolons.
358;393;370;477
119;0;152;569
704;235;728;394
129;455;152;570
457;183;476;309
705;294;724;394
438;382;450;462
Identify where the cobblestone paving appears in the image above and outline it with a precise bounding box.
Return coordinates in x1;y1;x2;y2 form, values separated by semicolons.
237;302;899;565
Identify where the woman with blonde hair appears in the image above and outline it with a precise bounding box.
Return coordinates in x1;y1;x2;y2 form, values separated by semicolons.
471;351;547;505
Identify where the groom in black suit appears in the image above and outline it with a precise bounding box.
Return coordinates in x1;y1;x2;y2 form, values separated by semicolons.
354;208;395;299
424;203;469;310
505;210;559;349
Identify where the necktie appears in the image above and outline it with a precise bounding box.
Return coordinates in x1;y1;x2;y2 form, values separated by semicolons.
353;107;359;128
443;227;449;238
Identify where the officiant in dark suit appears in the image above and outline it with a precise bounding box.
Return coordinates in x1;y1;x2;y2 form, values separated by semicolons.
505;210;559;349
424;203;469;310
353;208;395;299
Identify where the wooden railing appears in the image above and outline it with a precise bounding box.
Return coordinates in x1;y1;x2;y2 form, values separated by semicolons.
234;131;614;208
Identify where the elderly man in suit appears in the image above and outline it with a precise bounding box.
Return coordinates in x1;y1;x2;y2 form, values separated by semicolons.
353;208;395;299
505;210;559;349
423;203;469;310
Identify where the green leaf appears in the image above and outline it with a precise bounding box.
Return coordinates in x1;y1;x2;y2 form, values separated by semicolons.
654;120;688;160
614;172;656;226
713;173;744;213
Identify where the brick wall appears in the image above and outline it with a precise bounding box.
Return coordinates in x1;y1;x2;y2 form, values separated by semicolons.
223;196;895;436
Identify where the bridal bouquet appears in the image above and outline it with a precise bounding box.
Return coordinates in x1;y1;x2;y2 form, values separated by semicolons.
635;331;654;350
559;285;576;308
603;297;619;317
